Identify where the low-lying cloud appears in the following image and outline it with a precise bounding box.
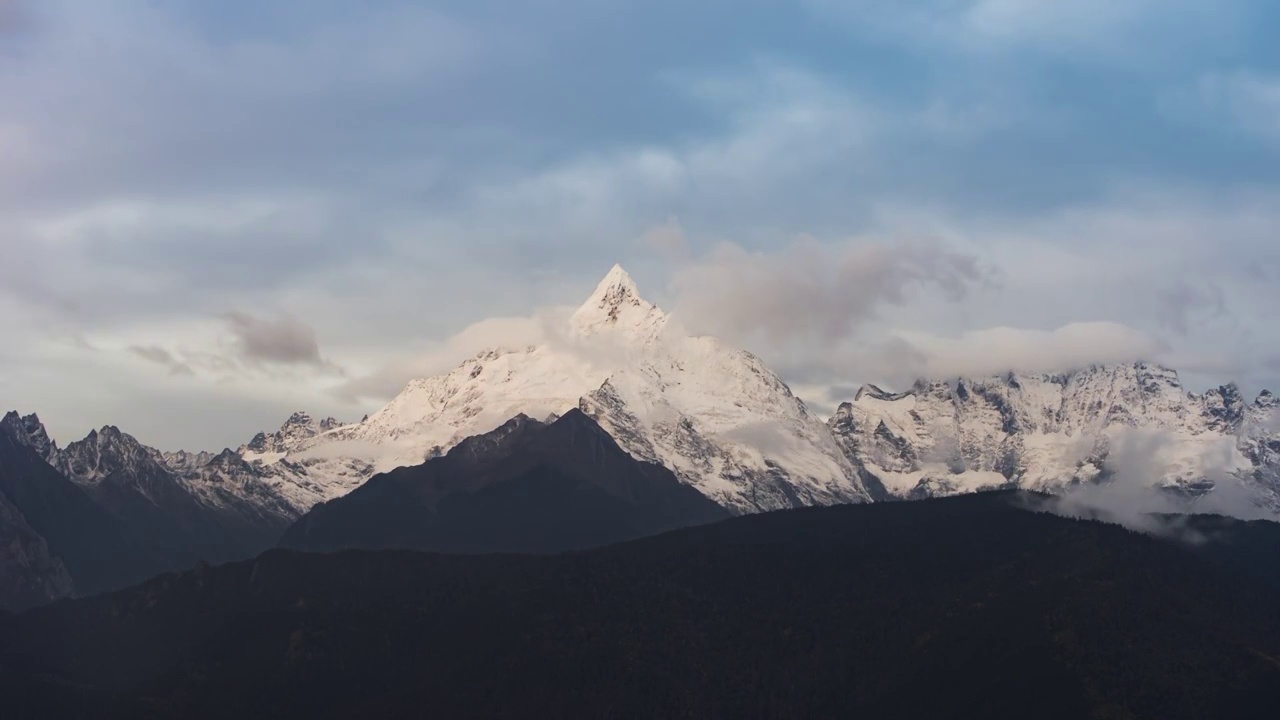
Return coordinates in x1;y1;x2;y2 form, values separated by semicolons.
1028;428;1278;537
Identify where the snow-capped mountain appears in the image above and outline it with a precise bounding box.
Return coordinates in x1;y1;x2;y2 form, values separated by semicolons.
829;363;1280;507
254;265;870;513
279;409;730;554
12;269;1276;535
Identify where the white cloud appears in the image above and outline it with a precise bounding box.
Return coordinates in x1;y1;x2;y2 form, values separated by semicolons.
3;2;1277;453
1032;428;1278;529
331;309;573;403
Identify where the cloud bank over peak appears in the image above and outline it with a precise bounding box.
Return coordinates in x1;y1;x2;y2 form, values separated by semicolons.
890;323;1167;384
668;237;989;350
2;0;1279;449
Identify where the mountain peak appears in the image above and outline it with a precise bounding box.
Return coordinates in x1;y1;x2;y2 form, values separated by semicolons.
283;411;313;429
600;263;637;293
0;411;58;463
583;264;642;311
570;264;667;339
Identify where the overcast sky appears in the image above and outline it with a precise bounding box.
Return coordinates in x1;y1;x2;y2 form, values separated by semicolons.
3;0;1280;451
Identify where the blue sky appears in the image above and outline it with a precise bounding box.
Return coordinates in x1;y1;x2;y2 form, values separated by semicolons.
2;0;1280;449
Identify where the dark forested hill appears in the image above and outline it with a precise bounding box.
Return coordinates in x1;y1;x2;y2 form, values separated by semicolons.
3;491;1279;719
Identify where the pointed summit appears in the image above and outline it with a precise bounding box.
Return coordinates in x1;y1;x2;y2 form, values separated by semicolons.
599;263;638;294
582;264;642;314
570;264;667;340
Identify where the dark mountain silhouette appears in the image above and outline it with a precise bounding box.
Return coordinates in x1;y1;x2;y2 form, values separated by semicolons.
279;409;731;554
0;432;158;608
0;486;73;610
57;426;291;569
0;415;301;611
4;491;1279;719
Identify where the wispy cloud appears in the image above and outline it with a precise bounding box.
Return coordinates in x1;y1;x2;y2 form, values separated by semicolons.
127;345;194;377
889;323;1166;385
668;237;988;349
222;311;340;372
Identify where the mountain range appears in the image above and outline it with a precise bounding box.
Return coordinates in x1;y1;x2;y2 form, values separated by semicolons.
2;265;1279;610
832;364;1280;504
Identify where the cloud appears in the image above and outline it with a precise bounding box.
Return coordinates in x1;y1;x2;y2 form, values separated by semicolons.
2;1;1280;452
222;311;338;370
1158;280;1227;336
669;236;988;349
331;309;571;403
1029;428;1278;533
638;217;690;260
781;320;1169;405
127;345;194;377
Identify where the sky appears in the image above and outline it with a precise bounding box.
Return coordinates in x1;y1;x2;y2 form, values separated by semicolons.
2;0;1280;451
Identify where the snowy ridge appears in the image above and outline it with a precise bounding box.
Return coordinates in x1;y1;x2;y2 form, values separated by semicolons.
255;265;869;513
1;410;331;522
829;363;1280;508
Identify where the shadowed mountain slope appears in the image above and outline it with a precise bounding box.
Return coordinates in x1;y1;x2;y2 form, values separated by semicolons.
280;409;731;554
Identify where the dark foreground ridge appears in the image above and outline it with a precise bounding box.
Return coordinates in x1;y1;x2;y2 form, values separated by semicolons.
3;491;1280;719
279;409;730;554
